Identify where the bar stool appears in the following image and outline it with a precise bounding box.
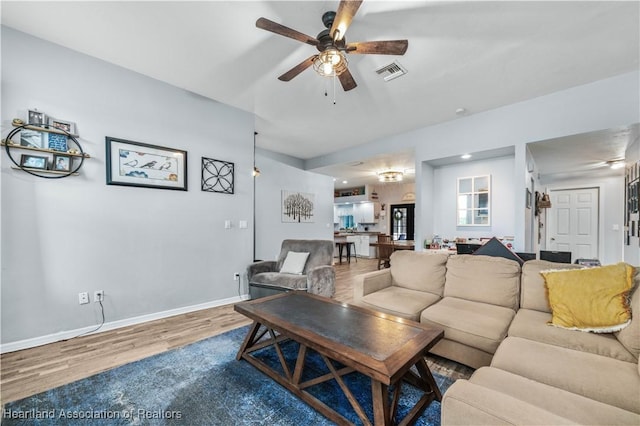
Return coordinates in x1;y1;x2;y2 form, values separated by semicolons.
335;241;357;264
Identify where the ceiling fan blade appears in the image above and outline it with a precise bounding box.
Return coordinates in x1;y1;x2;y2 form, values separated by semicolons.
346;40;409;55
278;55;318;81
338;68;357;91
330;0;363;41
256;17;318;46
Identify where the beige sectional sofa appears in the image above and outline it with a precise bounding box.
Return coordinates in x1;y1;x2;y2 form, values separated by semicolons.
353;251;640;425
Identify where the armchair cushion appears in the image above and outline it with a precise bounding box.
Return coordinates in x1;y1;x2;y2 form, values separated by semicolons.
279;251;310;274
250;272;307;291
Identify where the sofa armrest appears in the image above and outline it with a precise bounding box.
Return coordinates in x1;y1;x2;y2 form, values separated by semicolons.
442;380;575;425
247;260;277;282
353;269;393;302
307;265;336;298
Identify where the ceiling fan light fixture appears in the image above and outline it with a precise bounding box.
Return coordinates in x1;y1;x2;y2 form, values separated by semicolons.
378;170;403;183
313;48;348;77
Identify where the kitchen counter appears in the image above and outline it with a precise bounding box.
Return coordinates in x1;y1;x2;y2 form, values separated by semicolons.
333;233;381;258
334;232;381;237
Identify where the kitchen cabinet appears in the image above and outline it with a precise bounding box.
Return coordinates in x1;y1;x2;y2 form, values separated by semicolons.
346;235;371;258
353;202;378;224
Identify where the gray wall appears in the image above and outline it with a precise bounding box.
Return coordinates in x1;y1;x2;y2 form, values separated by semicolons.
413;72;640;253
254;153;334;261
1;27;255;349
307;72;639;257
432;156;515;243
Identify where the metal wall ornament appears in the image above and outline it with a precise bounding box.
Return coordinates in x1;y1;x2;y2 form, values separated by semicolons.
282;190;315;223
201;157;235;194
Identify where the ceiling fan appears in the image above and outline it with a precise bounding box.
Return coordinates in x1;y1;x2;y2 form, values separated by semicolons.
256;0;408;91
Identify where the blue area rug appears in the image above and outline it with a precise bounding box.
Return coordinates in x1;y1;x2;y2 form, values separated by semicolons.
3;326;454;425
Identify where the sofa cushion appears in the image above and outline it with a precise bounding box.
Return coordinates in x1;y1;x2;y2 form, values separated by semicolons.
467;367;640;425
359;286;441;321
390;251;448;296
541;262;634;332
444;255;521;310
520;260;583;313
442;380;576;425
250;272;307;290
615;268;640;359
421;297;515;354
508;308;636;363
491;337;640;414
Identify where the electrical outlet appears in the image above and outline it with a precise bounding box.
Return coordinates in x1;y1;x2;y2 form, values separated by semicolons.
94;290;104;302
78;292;89;305
234;272;240;281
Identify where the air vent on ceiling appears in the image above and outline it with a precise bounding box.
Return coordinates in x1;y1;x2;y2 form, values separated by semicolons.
375;61;407;81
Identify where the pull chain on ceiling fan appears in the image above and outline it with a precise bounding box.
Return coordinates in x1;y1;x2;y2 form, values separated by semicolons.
256;0;408;92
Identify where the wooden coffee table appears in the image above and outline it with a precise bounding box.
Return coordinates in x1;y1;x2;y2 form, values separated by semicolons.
234;292;444;425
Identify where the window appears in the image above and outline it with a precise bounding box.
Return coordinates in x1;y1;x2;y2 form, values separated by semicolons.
457;175;490;226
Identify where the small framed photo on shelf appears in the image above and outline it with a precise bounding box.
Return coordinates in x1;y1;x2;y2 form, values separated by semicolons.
53;155;72;172
20;154;48;170
20;129;44;149
28;109;46;125
48;133;68;152
46;117;76;135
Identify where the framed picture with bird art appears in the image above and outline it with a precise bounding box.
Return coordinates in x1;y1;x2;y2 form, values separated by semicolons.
105;136;187;191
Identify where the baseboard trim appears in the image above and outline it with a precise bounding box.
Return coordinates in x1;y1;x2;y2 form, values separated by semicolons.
1;294;250;354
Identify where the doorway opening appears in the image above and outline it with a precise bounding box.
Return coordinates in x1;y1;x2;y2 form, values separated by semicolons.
390;203;415;241
546;187;599;260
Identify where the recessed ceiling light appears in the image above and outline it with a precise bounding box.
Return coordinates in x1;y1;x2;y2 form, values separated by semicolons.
609;160;625;169
342;180;348;184
461;154;472;160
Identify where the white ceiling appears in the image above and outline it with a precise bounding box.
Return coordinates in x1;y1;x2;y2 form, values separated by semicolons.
2;1;639;188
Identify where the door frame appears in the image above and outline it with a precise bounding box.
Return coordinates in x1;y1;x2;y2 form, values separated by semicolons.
543;184;603;261
390;203;415;241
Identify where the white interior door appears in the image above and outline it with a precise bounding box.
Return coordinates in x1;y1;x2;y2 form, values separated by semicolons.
546;187;599;259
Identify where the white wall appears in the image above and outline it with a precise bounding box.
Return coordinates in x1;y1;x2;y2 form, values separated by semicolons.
254;154;334;261
1;27;255;349
432;156;515;244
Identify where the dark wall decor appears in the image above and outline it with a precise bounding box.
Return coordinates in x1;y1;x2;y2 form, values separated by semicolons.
106;136;187;191
201;157;234;194
625;160;640;246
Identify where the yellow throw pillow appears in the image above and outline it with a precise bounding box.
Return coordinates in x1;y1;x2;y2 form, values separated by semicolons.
541;262;634;333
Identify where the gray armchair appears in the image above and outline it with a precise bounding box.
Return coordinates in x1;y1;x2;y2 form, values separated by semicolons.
247;239;336;299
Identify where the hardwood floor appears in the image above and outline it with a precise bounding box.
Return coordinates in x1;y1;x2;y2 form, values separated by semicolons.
1;257;473;406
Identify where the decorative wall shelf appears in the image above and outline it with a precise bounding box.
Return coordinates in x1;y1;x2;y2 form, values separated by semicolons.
10;166;80;176
3;120;89;179
11;122;79;138
1;140;90;158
